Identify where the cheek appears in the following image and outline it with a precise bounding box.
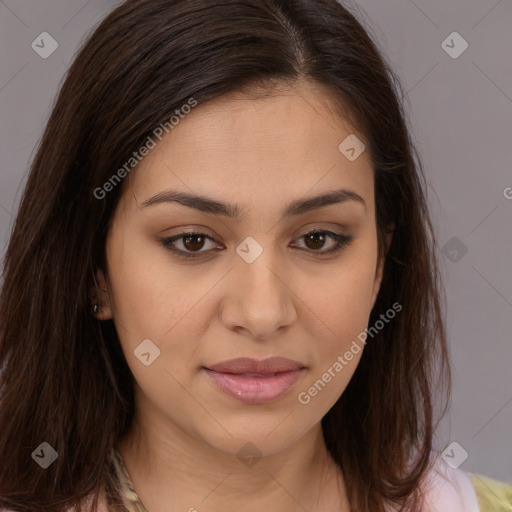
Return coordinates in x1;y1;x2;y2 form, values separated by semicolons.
295;264;374;414
306;256;377;344
296;244;378;410
105;231;219;383
107;227;181;323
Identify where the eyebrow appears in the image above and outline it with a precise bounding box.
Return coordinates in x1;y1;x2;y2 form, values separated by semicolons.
141;187;366;219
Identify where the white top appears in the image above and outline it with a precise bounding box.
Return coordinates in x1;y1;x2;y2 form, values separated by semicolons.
419;456;480;512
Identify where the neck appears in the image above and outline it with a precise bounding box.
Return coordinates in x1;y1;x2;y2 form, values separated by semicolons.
116;401;349;511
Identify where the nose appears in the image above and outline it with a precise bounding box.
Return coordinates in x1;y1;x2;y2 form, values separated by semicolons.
220;254;297;340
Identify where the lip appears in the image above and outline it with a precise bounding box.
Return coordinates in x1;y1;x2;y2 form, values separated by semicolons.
204;357;306;404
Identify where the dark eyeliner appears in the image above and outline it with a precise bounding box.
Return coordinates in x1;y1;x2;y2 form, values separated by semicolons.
160;230;354;260
300;231;354;258
160;232;217;260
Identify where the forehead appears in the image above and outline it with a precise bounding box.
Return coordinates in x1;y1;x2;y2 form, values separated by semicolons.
123;80;374;216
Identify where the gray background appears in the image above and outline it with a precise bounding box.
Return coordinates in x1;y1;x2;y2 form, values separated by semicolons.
1;0;511;482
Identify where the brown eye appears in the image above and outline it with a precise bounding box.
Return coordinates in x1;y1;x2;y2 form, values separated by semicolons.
292;230;353;256
161;229;353;261
303;231;328;250
160;232;220;259
182;234;207;251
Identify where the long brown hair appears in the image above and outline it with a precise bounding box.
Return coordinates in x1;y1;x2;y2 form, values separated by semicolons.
0;0;450;510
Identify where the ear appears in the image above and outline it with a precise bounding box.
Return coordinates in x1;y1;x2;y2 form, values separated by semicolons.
371;223;394;310
90;268;113;320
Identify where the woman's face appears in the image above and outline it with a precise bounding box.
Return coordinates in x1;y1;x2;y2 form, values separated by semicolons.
100;80;386;457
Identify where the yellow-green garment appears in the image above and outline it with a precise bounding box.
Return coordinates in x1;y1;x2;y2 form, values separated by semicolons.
469;473;512;512
109;447;512;511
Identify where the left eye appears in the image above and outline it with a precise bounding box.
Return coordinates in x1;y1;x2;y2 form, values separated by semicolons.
160;230;353;259
291;230;352;254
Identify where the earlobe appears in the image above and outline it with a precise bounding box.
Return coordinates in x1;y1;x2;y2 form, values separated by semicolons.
91;268;113;320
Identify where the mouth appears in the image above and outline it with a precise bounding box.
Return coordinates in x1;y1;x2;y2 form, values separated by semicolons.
203;357;306;404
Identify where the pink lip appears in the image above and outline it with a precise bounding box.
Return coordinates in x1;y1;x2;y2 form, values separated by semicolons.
204;357;306;404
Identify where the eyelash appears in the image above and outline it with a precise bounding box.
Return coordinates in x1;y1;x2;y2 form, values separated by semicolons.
160;229;354;260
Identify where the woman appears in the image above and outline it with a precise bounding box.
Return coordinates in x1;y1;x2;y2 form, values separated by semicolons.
0;0;510;510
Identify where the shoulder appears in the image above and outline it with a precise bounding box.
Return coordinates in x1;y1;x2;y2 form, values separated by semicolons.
418;454;481;512
418;454;512;512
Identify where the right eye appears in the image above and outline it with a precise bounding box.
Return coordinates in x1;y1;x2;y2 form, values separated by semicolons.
160;232;223;259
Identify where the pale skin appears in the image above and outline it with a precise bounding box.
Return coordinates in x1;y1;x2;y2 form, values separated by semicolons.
94;79;393;512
